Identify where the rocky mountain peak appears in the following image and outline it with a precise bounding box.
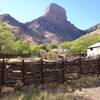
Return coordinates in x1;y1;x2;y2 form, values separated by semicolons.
0;14;22;26
0;3;86;44
25;3;85;44
0;14;12;22
87;23;100;33
0;14;10;17
45;3;67;21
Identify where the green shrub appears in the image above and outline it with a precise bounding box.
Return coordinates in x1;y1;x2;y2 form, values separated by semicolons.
15;40;31;54
0;22;16;53
59;34;100;53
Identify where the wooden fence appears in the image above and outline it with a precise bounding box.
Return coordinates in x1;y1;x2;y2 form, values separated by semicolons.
0;53;100;86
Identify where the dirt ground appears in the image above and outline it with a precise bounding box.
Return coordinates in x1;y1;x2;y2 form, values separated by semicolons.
81;87;100;100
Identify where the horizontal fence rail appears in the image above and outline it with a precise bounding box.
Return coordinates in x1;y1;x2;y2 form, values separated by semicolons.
0;53;31;58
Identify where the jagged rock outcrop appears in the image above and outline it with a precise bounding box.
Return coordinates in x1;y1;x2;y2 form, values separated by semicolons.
26;3;85;44
45;3;67;21
0;3;86;44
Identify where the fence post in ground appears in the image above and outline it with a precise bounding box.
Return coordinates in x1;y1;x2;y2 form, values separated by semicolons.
97;56;100;75
40;58;44;84
79;52;82;78
61;58;65;84
1;58;5;85
22;59;25;84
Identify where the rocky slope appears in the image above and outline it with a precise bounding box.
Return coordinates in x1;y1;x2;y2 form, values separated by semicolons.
0;14;39;44
86;23;100;33
26;3;85;44
0;3;86;44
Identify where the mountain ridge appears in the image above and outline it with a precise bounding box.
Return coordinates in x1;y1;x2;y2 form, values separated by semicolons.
0;3;99;44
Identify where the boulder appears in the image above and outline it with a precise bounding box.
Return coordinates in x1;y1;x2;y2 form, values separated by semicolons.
14;80;24;91
2;87;14;93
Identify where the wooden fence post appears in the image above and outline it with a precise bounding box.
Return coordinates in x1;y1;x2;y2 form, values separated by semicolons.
1;58;5;85
40;58;44;84
22;59;25;84
79;52;82;78
97;56;100;75
61;58;65;84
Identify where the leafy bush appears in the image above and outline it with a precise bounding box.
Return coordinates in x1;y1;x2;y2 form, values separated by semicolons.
15;40;31;54
0;22;16;53
59;34;100;53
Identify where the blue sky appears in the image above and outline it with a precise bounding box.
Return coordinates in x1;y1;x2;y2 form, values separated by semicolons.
0;0;100;29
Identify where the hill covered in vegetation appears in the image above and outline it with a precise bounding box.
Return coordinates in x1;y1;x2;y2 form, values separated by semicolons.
0;22;33;54
1;21;100;54
0;22;16;53
0;22;53;54
59;30;100;53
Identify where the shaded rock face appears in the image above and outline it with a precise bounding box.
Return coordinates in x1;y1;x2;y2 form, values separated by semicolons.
45;3;67;21
26;3;85;44
0;3;86;44
0;14;39;44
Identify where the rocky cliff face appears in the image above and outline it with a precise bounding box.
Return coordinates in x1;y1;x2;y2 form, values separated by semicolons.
45;3;67;21
0;3;86;44
26;3;85;44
